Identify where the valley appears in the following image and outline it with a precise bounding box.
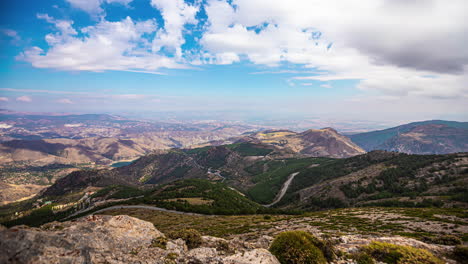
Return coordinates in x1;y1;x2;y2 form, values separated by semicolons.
1;117;467;264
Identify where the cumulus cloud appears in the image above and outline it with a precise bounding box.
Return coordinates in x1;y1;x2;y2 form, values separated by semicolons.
150;0;199;58
0;97;9;102
65;0;133;16
16;96;32;102
20;0;468;101
200;0;468;99
19;15;186;73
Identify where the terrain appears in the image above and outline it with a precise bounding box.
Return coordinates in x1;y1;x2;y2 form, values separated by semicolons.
0;120;366;204
0;111;263;204
349;120;468;154
2;142;466;230
0;121;467;263
1;209;466;263
195;128;365;158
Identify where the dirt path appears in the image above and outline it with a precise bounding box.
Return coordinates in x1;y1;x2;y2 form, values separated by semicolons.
264;172;299;207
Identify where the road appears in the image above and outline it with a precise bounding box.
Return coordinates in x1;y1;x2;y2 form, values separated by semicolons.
264;172;299;207
91;205;204;216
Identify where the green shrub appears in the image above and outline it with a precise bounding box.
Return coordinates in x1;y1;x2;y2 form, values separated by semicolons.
363;241;444;264
350;252;375;264
168;228;202;249
451;245;468;263
151;236;168;249
269;231;327;264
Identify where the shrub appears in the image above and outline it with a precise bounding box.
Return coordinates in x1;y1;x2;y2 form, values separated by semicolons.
168;228;202;249
422;235;462;245
269;231;327;264
363;241;444;264
451;245;468;263
151;236;168;249
350;252;375;264
263;215;272;220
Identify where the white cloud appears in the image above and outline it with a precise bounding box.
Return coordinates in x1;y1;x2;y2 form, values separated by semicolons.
200;0;468;99
150;0;199;58
65;0;133;16
57;98;74;104
0;97;9;102
16;96;32;102
19;15;187;73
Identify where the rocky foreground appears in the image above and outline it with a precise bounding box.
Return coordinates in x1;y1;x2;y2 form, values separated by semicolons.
0;214;461;264
0;215;279;264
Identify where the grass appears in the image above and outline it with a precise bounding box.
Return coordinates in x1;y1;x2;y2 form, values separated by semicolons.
97;206;467;242
100;207;292;237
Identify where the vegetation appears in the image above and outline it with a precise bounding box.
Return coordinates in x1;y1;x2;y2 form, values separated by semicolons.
362;241;444;264
226;142;274;156
269;231;327;264
451;245;468;264
167;228;202;249
92;185;146;199
142;179;266;215
247;157;326;204
280;152;467;209
150;236;168;249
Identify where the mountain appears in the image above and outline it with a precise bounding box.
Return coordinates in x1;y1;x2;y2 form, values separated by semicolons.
277;151;468;210
202;128;365;158
349;120;468;154
39;140;468;210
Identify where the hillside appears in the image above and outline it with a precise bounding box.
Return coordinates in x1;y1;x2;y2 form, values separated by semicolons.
237;128;365;158
278;151;468;210
349;120;468;154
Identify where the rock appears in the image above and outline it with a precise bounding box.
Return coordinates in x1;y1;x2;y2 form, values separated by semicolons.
223;249;280;264
254;235;274;249
167;238;187;253
0;215;166;264
0;215;281;264
187;247;219;262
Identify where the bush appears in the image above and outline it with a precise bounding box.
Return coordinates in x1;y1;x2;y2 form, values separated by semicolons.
167;228;202;249
269;231;327;264
350;252;375;264
422;235;462;246
151;236;168;249
451;245;468;263
363;241;444;264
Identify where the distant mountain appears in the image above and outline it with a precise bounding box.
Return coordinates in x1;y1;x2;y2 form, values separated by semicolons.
207;128;366;158
349;120;468;154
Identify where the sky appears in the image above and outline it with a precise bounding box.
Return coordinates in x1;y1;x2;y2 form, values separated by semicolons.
0;0;467;124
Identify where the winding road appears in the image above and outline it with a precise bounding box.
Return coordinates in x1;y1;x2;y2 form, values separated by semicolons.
264;172;299;207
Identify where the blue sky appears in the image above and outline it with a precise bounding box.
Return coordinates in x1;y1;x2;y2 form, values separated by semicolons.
0;0;467;123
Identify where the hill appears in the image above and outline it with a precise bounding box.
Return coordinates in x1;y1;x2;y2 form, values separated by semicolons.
349;120;468;154
199;127;366;158
277;151;468;210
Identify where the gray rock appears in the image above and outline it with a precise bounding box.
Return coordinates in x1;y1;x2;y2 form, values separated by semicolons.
0;215;280;264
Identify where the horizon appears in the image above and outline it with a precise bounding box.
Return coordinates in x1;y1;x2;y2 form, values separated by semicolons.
1;0;467;123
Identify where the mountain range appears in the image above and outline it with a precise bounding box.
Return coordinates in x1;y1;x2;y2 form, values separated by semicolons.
349;120;468;154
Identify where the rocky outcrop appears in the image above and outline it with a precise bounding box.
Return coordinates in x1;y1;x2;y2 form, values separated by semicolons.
0;215;280;264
